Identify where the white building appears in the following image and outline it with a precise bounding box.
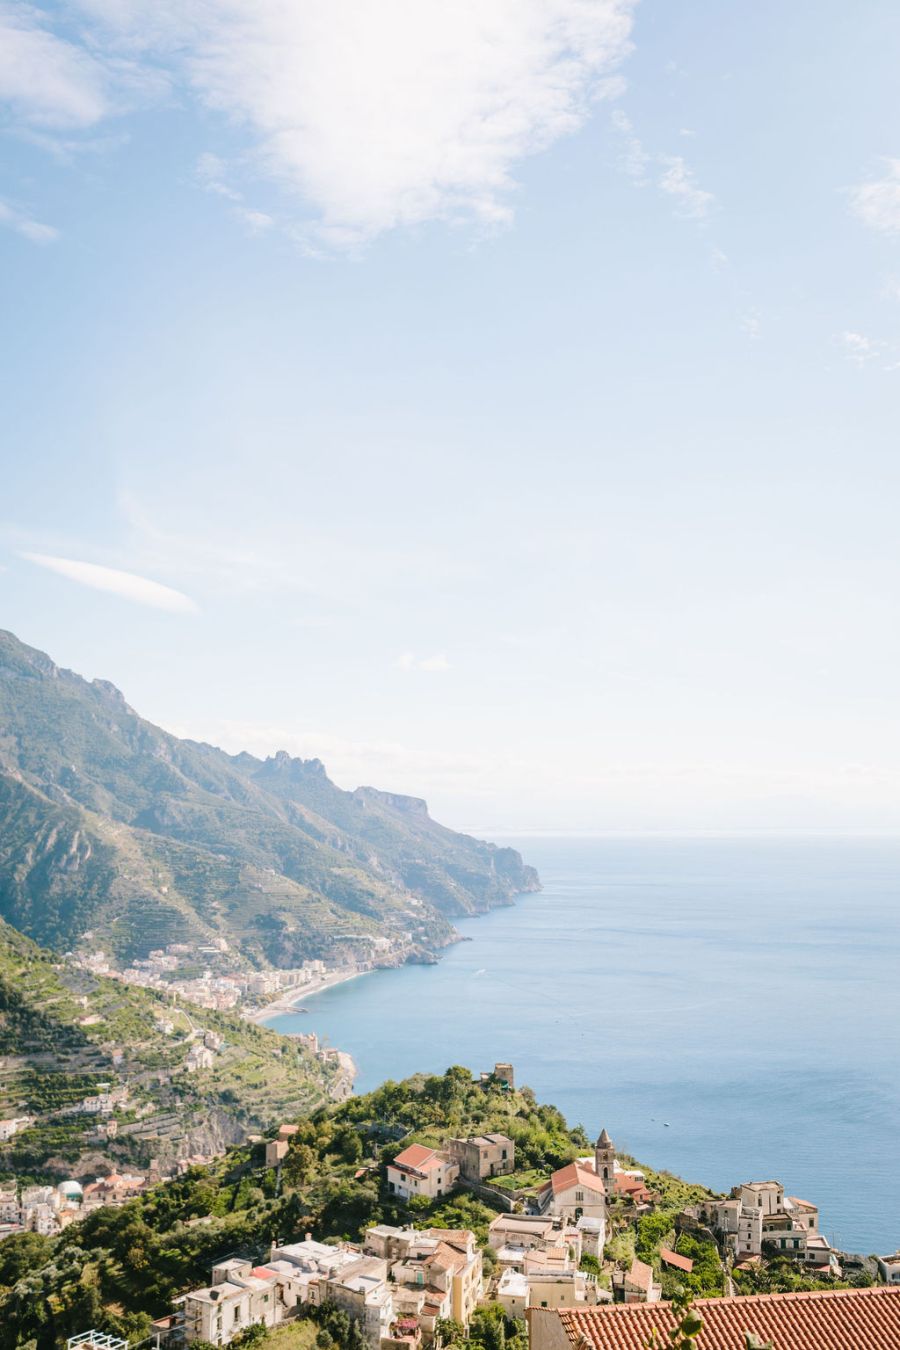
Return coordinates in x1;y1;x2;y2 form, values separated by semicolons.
497;1268;607;1317
877;1254;900;1285
386;1144;459;1200
0;1182;18;1223
537;1161;607;1241
175;1261;281;1346
0;1117;31;1142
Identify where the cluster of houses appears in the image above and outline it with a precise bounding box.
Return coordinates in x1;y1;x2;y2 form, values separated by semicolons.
0;1172;149;1239
166;1225;483;1349
75;944;337;1014
75;939;417;1017
489;1213;607;1317
683;1179;838;1274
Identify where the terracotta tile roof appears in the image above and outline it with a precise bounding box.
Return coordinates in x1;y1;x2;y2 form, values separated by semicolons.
427;1229;471;1245
393;1144;448;1173
430;1243;466;1273
551;1162;606;1196
659;1248;693;1274
549;1286;900;1350
624;1259;654;1292
614;1174;651;1202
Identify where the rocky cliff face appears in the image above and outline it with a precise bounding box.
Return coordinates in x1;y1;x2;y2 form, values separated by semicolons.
0;629;540;964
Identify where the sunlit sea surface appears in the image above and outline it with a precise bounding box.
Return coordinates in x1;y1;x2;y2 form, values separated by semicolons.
268;837;900;1254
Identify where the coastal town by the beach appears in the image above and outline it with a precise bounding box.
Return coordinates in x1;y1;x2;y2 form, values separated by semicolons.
4;1060;899;1350
72;940;406;1022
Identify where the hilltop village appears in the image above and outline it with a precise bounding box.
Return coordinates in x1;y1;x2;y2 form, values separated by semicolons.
3;1064;898;1350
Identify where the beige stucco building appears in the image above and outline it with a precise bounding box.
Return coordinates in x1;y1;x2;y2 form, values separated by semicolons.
387;1144;459;1200
447;1133;515;1182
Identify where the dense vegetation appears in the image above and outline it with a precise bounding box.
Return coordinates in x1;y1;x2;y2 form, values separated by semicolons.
0;629;538;965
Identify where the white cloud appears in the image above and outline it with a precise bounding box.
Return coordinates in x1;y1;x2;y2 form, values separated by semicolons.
741;309;761;339
21;552;198;612
0;197;59;243
838;330;900;372
9;0;636;246
658;154;715;219
841;330;880;365
849;160;900;235
610;108;649;183
0;2;108;128
195;151;241;201
396;651;450;672
234;207;274;233
611;112;716;222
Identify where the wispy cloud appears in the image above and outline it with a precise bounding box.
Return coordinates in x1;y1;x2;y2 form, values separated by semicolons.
838;330;900;371
610;108;649;184
0;197;59;243
5;0;637;247
658;154;715;219
741;309;761;339
195;151;242;202
396;652;450;673
21;552;198;613
611;112;716;220
194;153;276;235
849;160;900;235
0;2;108;128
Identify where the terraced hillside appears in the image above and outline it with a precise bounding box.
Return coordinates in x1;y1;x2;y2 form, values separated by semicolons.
0;919;337;1176
0;629;539;964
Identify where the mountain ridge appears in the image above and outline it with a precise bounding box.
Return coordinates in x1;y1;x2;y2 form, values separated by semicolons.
0;629;539;967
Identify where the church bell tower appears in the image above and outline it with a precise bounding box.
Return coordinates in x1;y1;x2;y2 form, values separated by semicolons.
595;1127;616;1200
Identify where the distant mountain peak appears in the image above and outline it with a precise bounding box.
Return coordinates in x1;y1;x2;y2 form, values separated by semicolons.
354;786;430;817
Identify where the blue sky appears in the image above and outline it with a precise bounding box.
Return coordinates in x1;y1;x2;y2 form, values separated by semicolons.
3;0;900;833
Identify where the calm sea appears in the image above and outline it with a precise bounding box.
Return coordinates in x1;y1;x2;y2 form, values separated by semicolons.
268;837;900;1255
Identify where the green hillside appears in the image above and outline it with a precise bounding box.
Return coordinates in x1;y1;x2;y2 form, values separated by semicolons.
0;629;539;965
0;1066;592;1349
0;919;337;1176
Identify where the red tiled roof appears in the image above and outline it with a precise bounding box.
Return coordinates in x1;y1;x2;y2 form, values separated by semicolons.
393;1144;447;1173
660;1248;693;1274
614;1174;651;1202
551;1162;606;1196
547;1286;900;1350
393;1143;435;1167
624;1259;653;1292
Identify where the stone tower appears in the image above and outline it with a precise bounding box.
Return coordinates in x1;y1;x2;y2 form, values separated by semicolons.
594;1127;616;1200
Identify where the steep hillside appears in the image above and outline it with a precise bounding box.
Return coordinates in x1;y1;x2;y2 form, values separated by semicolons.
0;630;539;964
0;919;338;1175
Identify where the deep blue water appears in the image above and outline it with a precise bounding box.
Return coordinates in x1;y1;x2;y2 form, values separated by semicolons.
268;837;900;1255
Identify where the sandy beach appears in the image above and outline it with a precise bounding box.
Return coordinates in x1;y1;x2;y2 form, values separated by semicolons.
247;965;373;1024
